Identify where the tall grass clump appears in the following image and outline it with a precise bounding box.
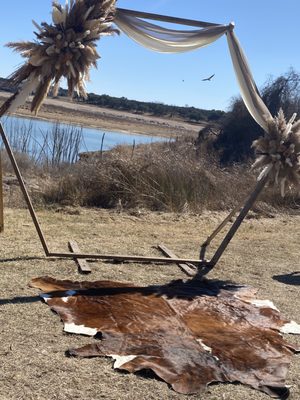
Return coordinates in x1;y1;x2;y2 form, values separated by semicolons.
41;138;258;212
1;119;298;213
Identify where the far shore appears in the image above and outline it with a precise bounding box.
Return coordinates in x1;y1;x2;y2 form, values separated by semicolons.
0;91;205;138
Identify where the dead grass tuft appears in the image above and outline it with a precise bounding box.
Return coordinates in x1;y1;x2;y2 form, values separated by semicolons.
2;136;299;215
37;139;299;214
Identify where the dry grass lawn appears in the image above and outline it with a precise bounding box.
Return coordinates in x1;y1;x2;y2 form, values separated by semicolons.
0;207;299;400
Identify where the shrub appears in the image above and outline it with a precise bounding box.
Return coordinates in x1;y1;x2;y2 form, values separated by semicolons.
214;69;300;163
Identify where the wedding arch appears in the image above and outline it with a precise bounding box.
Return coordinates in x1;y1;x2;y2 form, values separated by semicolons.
0;1;299;276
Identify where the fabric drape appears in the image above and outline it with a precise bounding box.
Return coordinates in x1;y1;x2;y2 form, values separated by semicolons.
114;9;273;131
226;30;272;131
114;11;228;53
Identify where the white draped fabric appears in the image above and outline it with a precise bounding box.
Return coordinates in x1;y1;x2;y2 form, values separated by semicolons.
115;10;273;131
226;31;272;131
114;11;228;53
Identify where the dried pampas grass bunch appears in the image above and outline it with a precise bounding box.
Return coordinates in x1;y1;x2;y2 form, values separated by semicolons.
251;109;300;196
0;0;118;116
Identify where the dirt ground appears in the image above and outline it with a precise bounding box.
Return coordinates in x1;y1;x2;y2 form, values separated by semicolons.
0;207;299;400
0;91;204;138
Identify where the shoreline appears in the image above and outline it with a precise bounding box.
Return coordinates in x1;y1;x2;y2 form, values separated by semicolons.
0;91;205;138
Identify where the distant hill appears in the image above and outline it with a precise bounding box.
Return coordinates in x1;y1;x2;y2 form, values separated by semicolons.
0;77;225;123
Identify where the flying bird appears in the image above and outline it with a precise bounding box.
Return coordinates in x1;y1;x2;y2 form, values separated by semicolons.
202;74;215;81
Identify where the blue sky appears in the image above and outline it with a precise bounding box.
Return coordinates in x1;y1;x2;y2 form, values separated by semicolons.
1;0;300;111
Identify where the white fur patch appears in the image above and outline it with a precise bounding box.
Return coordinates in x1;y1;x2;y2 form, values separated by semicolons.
197;338;212;353
110;354;137;369
249;299;279;311
61;290;77;303
197;339;220;361
280;321;300;334
64;322;98;336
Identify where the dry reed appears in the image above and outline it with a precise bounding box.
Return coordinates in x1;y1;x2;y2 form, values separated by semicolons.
0;0;118;116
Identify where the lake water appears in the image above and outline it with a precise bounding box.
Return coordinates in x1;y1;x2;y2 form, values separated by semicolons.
0;115;166;154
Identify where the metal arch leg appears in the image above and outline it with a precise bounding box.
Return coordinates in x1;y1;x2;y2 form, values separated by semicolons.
197;173;270;278
0;123;50;255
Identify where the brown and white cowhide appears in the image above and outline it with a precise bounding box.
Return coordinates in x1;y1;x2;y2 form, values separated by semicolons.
30;277;300;399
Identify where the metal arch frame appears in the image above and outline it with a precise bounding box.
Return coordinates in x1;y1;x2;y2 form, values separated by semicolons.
115;8;220;28
0;8;269;275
